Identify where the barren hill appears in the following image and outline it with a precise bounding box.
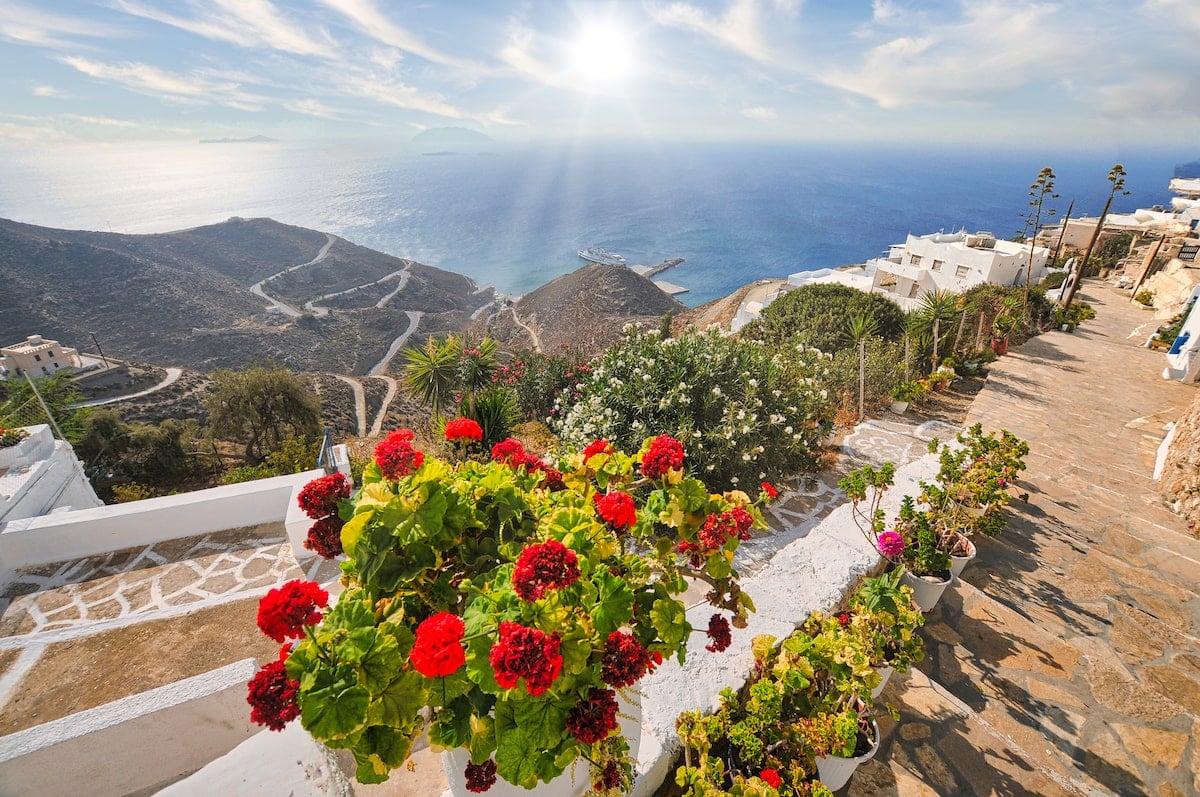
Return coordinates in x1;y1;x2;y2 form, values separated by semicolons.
480;264;685;354
0;217;490;374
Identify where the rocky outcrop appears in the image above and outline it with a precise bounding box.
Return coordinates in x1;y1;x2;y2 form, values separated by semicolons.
1160;391;1200;533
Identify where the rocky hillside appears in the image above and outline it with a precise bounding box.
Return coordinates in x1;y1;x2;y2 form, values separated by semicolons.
0;217;491;374
479;264;685;355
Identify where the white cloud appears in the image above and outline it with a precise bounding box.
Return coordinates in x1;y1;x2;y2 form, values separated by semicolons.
820;2;1076;108
338;74;466;119
59;56;267;110
647;0;783;65
497;24;571;90
33;84;67;98
317;0;474;70
113;0;334;58
283;98;341;118
741;105;777;119
0;1;124;48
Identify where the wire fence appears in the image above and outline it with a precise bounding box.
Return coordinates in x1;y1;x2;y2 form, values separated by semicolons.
1;393;54;432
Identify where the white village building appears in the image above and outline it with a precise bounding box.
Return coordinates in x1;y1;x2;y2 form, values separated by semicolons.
782;231;1050;315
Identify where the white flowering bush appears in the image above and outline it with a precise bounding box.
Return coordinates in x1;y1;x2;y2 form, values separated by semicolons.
553;325;835;489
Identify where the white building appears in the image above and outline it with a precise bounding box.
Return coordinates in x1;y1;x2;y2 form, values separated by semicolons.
0;334;85;380
862;231;1049;311
783;231;1049;315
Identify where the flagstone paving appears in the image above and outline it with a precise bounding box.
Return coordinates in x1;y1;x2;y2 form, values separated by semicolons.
849;287;1200;797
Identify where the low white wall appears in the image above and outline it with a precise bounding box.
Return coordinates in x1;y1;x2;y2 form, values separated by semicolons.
0;658;260;797
0;469;323;573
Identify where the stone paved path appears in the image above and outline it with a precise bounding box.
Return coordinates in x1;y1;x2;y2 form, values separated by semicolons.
849;288;1200;797
0;524;339;646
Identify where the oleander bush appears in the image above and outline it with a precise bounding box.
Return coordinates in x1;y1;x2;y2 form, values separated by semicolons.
553;325;835;490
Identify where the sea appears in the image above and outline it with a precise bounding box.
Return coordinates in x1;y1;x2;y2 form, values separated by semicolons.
0;139;1187;307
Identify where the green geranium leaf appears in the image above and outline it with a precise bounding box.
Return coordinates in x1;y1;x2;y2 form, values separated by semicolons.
651;598;691;654
706;550;732;579
364;724;413;768
353;754;391;785
592;570;634;637
300;669;370;741
340;509;373;557
543;507;595;553
558;626;592;677
428;702;471;750
371;670;427;728
323;592;374;632
493;703;568;790
358;632;403;695
675;478;711;513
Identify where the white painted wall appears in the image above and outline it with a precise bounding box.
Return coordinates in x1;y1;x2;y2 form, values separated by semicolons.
0;659;260;797
0;425;102;525
0;469;320;575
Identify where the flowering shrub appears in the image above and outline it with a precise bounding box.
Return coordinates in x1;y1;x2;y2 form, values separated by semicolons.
297;472;351;559
554;325;834;490
495;346;593;423
252;431;769;792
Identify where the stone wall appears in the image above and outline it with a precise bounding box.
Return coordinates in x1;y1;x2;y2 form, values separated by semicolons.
1160;391;1200;533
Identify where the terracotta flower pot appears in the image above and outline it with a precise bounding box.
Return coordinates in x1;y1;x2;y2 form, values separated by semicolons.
990;336;1009;356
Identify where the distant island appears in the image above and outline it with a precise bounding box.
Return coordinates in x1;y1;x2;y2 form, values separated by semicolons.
199;135;280;144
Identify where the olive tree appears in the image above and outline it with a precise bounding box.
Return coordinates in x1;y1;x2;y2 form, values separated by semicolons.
205;364;321;463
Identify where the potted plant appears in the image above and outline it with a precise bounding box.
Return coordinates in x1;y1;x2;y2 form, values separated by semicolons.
249;428;768;795
892;496;952;611
991;314;1017;355
889;381;924;414
846;570;925;696
673;617;879;796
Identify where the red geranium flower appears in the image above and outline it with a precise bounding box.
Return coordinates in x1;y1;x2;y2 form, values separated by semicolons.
411;612;466;678
297;472;351;520
705;613;732;653
374;428;424;481
489;622;563;696
566;688;619;744
304;515;345;559
593;491;636;531
513;540;581;601
601;630;656;688
464;759;497;793
247;648;300;731
761;481;779;499
640;435;684;480
444;417;484;443
582;438;613;461
491;437;527;465
256;580;329;643
760;768;783;788
593;760;623;792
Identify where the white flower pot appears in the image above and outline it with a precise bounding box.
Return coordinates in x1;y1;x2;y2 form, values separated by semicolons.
900;569;952;612
889;400;909;414
442;690;642;797
871;665;894;699
949;536;977;580
815;716;880;791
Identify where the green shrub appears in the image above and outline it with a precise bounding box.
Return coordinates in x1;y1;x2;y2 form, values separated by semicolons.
553;325;834;489
496;348;591;422
752;283;907;353
1042;271;1067;290
825;338;906;410
464;386;518;447
1135;290;1154;307
220;463;275;484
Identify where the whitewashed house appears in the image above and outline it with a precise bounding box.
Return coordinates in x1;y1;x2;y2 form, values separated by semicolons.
864;231;1049;311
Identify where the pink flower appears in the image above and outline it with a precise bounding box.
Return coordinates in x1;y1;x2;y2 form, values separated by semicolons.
877;530;906;558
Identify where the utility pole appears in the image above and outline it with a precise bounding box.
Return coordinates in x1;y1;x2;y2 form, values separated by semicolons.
90;332;110;369
1060;164;1129;313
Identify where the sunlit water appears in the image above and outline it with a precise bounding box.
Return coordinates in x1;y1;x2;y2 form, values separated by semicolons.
0;140;1183;306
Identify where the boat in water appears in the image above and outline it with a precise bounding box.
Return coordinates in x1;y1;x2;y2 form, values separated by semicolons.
577;247;626;266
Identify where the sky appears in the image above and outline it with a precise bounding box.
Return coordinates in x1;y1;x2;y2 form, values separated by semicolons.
1;0;1198;149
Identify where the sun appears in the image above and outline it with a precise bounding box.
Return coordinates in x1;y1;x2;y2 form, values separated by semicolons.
568;22;635;93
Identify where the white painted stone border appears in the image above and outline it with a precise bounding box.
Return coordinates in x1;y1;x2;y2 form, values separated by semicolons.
0;658;260;796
